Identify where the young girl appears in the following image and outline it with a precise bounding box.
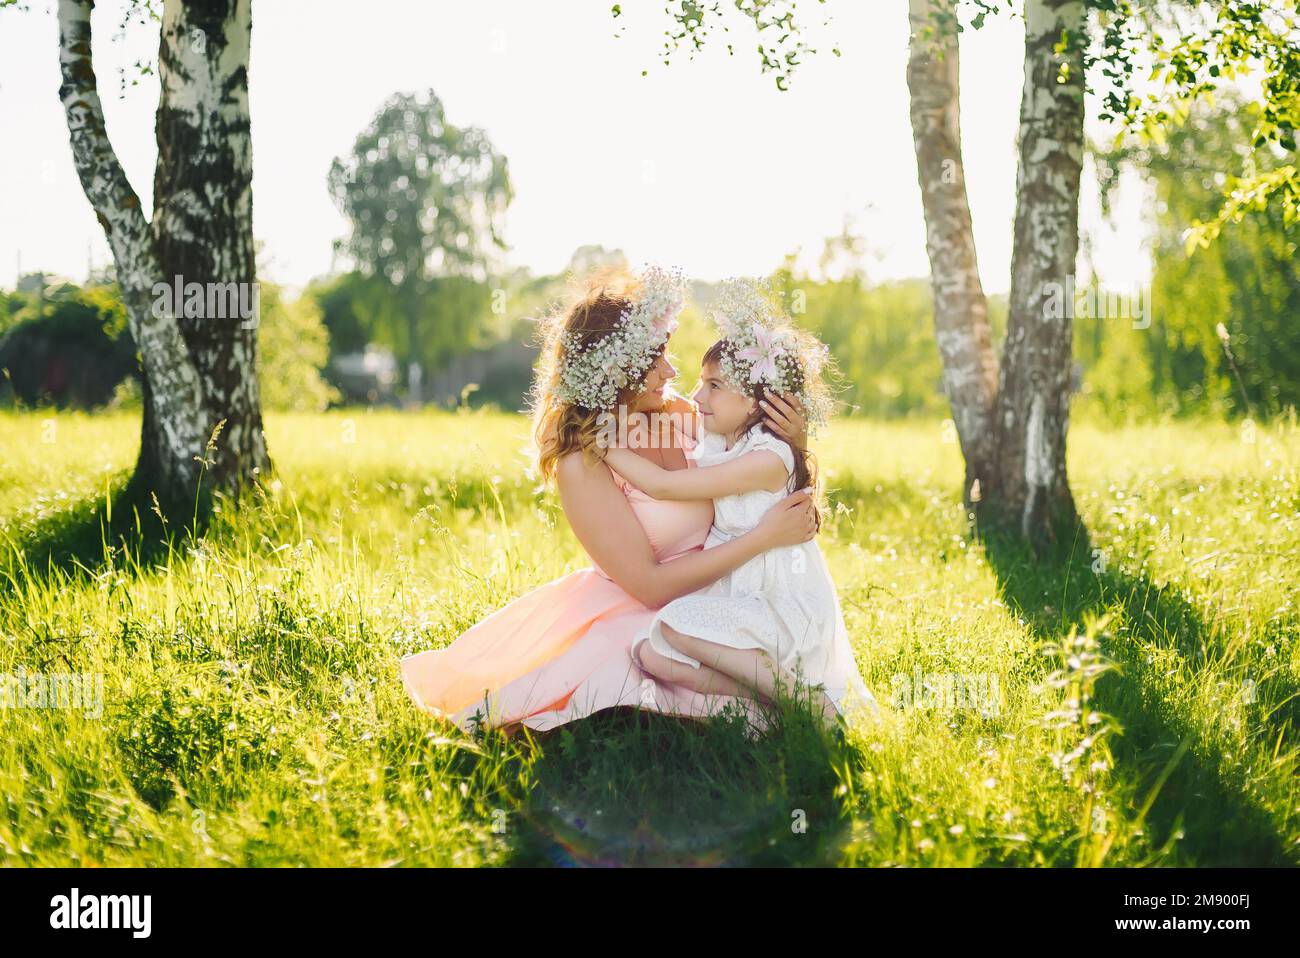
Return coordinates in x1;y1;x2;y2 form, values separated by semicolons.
602;279;879;727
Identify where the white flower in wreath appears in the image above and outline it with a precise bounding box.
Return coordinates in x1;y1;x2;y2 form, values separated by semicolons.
552;265;685;410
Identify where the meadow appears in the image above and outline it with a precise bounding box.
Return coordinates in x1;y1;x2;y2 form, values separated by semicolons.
1;408;1297;866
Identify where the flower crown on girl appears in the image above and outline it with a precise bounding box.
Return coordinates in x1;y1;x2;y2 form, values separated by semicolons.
709;277;834;431
554;265;686;411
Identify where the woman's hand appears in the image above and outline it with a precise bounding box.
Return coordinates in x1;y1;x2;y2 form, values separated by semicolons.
761;391;808;447
754;488;820;548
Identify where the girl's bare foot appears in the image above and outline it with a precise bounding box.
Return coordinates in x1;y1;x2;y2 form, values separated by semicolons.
811;685;841;731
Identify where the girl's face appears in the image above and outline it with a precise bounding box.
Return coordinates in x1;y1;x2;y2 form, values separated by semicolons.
627;349;677;413
691;361;756;438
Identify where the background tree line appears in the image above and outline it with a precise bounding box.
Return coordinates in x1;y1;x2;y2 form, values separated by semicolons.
7;125;1298;424
3;0;1295;545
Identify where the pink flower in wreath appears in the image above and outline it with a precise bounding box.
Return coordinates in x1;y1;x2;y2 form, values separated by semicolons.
650;309;679;339
736;323;788;385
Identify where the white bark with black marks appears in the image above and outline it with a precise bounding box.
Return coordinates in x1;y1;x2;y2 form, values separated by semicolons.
152;0;266;491
57;0;268;502
905;0;1083;544
906;0;999;506
57;0;209;494
996;0;1083;541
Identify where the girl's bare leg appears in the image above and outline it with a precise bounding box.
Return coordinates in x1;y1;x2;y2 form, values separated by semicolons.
659;624;840;726
635;641;755;699
636;641;769;731
658;624;790;699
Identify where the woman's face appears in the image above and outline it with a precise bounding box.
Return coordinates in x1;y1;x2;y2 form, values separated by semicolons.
627;349;677;413
691;361;756;437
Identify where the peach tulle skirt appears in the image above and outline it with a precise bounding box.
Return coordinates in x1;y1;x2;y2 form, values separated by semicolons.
399;568;762;733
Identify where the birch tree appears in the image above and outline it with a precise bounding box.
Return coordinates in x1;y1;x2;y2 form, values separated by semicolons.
906;0;1000;514
908;0;1084;542
646;0;1085;543
55;0;266;504
645;0;1296;546
995;0;1086;541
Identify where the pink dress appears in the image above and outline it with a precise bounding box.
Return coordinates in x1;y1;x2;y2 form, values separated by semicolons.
399;427;761;733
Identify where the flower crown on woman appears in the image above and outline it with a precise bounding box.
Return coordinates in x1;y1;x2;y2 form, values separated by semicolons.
552;265;686;411
708;277;835;432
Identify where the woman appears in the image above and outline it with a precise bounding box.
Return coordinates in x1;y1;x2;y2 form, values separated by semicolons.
399;266;817;733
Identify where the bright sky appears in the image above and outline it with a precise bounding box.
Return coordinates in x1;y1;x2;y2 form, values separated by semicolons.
0;0;1149;295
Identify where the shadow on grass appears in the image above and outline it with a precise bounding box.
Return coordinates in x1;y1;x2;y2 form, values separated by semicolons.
981;523;1296;866
1;470;211;587
3;463;545;591
495;701;858;867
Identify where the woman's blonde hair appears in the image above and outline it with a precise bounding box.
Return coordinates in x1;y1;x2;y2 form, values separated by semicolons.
530;267;659;484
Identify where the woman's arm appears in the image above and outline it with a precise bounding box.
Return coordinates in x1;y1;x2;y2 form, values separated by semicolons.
604;446;787;500
556;452;816;609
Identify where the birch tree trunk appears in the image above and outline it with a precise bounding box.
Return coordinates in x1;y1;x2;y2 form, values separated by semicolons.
57;0;208;499
905;0;1084;546
150;0;267;491
57;0;268;504
906;0;999;510
995;0;1085;543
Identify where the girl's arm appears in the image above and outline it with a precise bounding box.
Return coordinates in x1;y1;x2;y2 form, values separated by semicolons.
605;446;788;501
556;451;815;609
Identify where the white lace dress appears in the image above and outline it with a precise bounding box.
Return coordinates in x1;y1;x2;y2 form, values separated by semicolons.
633;425;879;721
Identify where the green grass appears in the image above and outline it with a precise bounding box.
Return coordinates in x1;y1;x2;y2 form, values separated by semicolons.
0;408;1297;866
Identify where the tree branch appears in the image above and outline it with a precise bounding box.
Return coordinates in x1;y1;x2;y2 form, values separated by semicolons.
57;0;210;472
57;0;150;257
